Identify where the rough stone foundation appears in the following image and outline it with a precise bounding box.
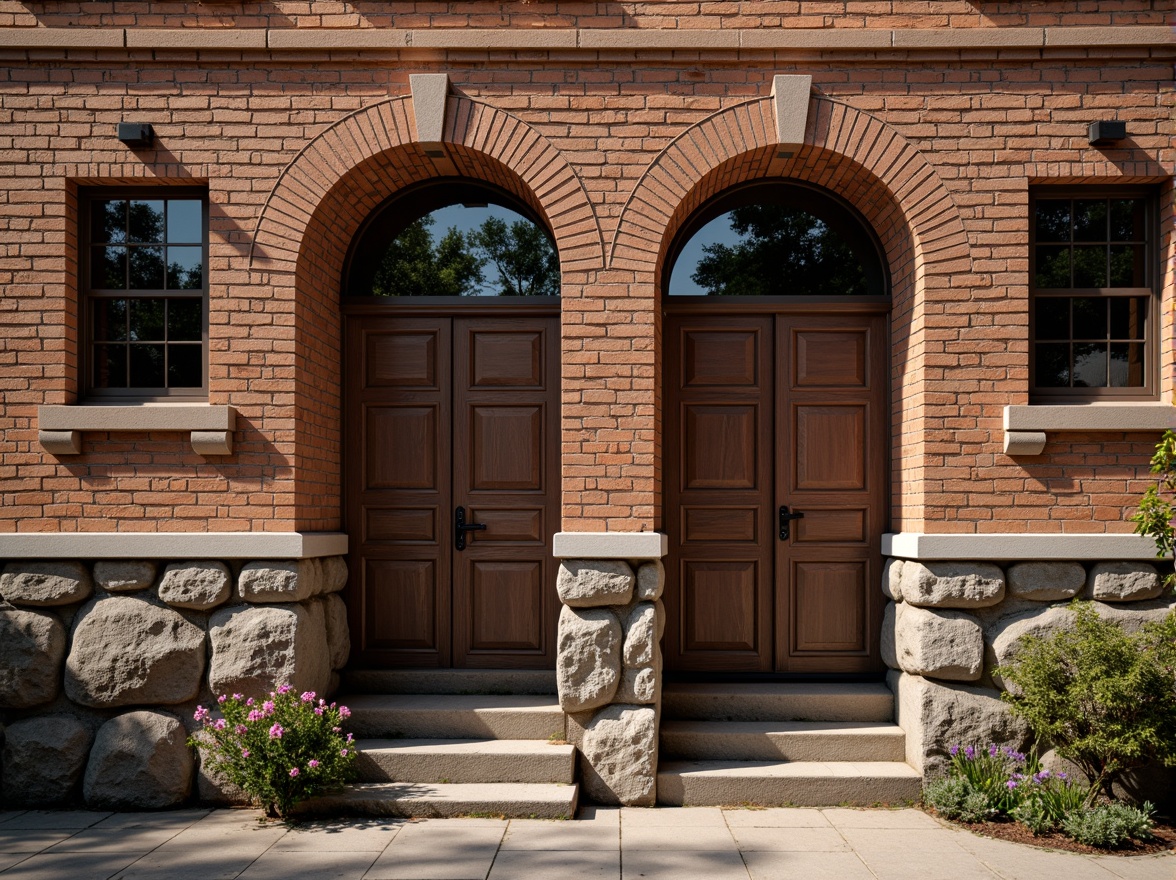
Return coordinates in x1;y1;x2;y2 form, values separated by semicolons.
555;557;665;806
884;557;1176;805
0;556;350;809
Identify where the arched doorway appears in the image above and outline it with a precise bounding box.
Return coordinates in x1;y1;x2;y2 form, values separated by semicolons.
343;179;561;668
662;180;890;674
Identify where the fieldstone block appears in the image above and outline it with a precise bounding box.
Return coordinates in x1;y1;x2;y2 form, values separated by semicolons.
322;594;351;670
65;596;206;708
987;605;1076;691
157;561;231;610
622;602;657;668
556;559;634;608
575;704;657;806
900;561;1005;609
1006;562;1085;601
894;604;983;682
94;561;156;593
890;670;1031;777
0;561;92;607
882;559;904;602
880;601;898;670
208;603;331;699
1087;562;1162;603
84;711;194;810
239;559;322;604
614;663;659;705
635;560;665;601
2;715;92;807
556;605;621;713
322;556;348;594
1094;596;1176;633
0;605;66;708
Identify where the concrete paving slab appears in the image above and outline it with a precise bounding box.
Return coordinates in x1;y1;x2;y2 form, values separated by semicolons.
0;811;111;831
239;849;383;879
622;807;727;827
43;825;186;853
1093;854;1176;880
0;830;81;853
744;850;876;880
0;816;24;828
577;807;621;826
97;811;211;830
270;819;403;851
822;807;941;829
500;818;618;850
723;808;832;828
953;831;1125;880
852;847;1004;880
0;851;145;880
112;846;265;880
488;849;620;879
622;848;750;879
619;824;739;852
728;826;850;852
363;821;505;880
0;856;28;872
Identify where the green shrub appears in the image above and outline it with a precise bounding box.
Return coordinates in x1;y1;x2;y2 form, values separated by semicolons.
1132;428;1176;573
189;685;357;818
944;744;1036;815
924;776;994;823
1061;802;1155;848
1009;770;1088;835
997;602;1176;801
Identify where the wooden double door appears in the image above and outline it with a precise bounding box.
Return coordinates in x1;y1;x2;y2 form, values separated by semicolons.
664;310;888;674
344;309;560;668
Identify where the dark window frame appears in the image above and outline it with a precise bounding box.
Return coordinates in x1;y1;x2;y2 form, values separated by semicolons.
1029;186;1159;402
80;187;210;401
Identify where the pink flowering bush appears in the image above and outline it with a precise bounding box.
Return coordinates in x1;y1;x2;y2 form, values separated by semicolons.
189;685;357;818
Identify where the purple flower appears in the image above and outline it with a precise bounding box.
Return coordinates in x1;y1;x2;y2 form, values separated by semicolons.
301;691;316;703
339;706;351;719
262;700;275;715
213;719;227;731
1034;770;1051;783
1006;779;1018;790
217;694;228;704
235;724;248;736
949;745;959;757
241;749;250;758
340;749;349;757
269;723;284;740
308;759;320;769
314;707;324;716
332;726;341;733
232;693;244;701
277;684;292;695
346;733;354;743
964;746;976;760
194;706;210;722
289;767;300;778
246;698;255;707
988;744;998;757
247;710;264;723
1057;772;1068;781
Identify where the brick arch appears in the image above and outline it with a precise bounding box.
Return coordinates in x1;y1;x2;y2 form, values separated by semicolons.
611;95;969;281
250;94;603;273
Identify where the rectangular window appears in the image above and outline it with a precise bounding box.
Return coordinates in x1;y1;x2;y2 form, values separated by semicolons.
83;190;207;399
1030;189;1158;400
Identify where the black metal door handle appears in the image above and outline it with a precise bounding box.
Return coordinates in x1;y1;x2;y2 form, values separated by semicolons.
779;505;804;540
454;506;487;551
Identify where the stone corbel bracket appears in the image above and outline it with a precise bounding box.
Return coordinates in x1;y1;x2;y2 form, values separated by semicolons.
1003;404;1176;456
38;405;236;456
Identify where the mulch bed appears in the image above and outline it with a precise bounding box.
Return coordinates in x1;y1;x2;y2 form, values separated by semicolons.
932;812;1176;856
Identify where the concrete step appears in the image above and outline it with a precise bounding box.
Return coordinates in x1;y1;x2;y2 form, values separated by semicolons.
343;668;557;696
657;760;921;807
662;682;894;723
659;720;906;762
344;694;566;740
355;738;576;784
296;782;578;819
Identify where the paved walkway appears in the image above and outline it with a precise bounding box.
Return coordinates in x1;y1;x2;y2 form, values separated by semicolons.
0;806;1171;880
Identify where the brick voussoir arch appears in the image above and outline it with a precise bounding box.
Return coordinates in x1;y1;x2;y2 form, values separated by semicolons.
250;94;603;274
609;93;969;275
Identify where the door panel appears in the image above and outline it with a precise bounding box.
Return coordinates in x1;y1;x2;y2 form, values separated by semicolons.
452;316;559;668
346;312;558;669
665;315;774;672
665;310;886;674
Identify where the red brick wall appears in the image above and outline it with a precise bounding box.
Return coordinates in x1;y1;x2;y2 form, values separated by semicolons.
0;31;1172;534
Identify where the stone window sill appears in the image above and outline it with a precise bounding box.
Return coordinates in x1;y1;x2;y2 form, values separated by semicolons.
1003;403;1176;455
38;404;236;456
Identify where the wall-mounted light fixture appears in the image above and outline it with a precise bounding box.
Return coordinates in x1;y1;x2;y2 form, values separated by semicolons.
117;123;155;148
1088;120;1127;147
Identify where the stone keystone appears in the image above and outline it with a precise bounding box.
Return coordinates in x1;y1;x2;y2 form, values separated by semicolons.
557;559;635;607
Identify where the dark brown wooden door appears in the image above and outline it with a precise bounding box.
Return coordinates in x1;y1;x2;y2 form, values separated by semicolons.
345;311;559;669
665;310;887;674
